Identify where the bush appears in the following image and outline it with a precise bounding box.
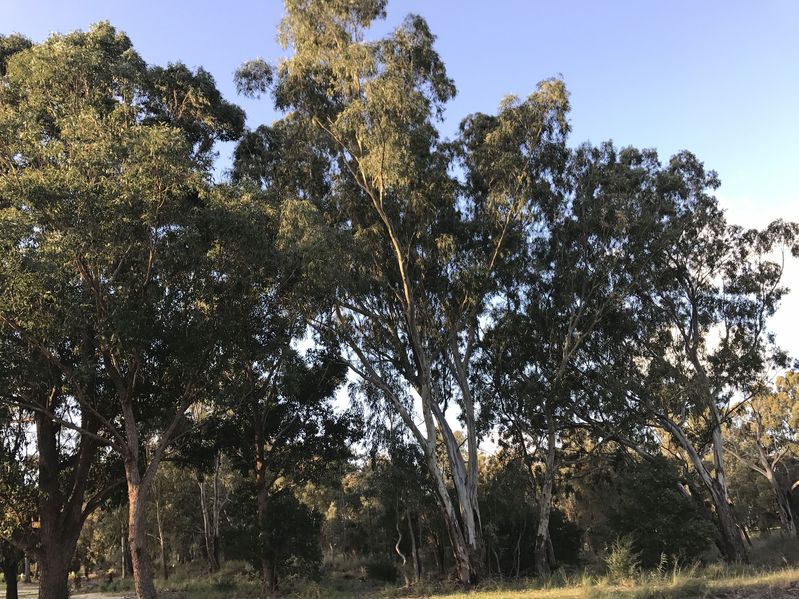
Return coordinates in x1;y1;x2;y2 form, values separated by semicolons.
223;485;324;581
481;455;582;576
605;536;640;583
606;458;715;567
364;558;398;582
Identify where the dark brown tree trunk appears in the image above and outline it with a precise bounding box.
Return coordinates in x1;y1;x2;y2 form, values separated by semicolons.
36;405;93;599
37;553;69;599
3;560;19;599
31;337;109;599
37;505;76;599
260;557;278;599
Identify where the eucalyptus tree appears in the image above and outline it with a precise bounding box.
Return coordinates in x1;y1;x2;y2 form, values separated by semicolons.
0;23;244;599
216;343;352;598
236;0;569;583
0;290;121;599
624;159;798;562
0;399;36;599
202;241;353;599
175;152;357;597
727;371;799;538
483;143;677;575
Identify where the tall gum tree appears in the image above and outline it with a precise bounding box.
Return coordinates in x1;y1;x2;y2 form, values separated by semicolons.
0;23;244;599
626;157;798;563
180;176;356;598
236;0;569;584
727;371;799;538
484;144;679;575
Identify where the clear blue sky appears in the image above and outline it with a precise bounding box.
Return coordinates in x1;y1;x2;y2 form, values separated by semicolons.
5;1;797;210
5;0;799;351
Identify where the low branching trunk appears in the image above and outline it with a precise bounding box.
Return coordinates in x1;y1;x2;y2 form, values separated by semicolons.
36;405;95;599
662;414;748;562
430;398;484;584
425;448;481;585
119;386;193;598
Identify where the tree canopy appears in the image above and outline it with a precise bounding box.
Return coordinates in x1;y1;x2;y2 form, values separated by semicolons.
1;4;798;599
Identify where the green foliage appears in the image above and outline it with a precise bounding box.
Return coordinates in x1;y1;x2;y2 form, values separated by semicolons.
1;0;799;593
480;453;580;576
605;459;715;567
224;486;324;579
604;536;640;583
0;33;31;75
239;1;571;581
364;558;399;582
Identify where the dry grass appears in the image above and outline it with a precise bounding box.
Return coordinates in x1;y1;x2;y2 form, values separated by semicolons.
13;567;799;599
410;567;799;599
15;535;799;599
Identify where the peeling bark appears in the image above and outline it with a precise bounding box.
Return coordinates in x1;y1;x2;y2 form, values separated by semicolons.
126;469;157;599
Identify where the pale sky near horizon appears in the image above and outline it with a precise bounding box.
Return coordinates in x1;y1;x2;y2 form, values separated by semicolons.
4;0;799;363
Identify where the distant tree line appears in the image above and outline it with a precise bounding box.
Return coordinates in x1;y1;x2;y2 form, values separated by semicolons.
1;2;798;599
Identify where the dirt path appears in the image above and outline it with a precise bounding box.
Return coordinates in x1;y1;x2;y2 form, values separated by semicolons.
15;585;130;599
708;580;799;598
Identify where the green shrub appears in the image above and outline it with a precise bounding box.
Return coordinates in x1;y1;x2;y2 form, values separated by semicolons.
606;458;715;567
364;558;398;582
605;536;640;583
